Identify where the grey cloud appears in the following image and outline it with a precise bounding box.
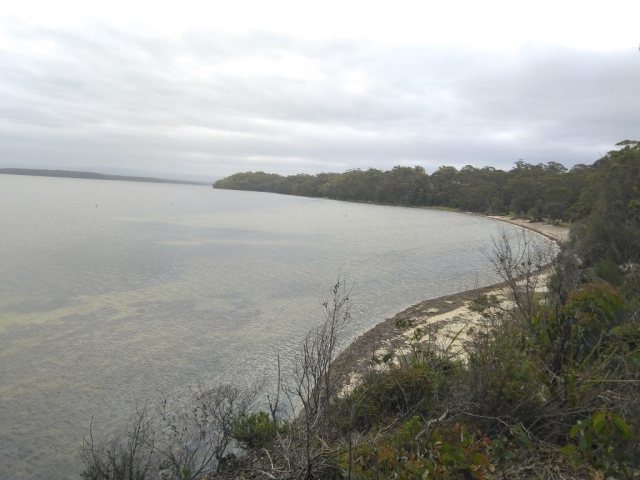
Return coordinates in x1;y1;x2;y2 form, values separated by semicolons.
1;22;637;179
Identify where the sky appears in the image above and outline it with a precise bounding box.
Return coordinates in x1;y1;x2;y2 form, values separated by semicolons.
1;1;639;181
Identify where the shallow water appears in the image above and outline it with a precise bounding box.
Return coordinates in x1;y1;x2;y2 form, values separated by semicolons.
0;175;533;479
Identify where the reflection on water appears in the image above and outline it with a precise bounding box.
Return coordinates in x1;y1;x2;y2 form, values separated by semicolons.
0;175;535;479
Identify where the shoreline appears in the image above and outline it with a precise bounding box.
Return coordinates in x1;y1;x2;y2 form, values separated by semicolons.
483;214;570;243
332;214;569;394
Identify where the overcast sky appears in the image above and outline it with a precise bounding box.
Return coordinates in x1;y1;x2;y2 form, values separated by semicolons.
1;1;639;180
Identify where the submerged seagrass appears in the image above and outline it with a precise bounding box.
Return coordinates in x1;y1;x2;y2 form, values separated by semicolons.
0;175;531;479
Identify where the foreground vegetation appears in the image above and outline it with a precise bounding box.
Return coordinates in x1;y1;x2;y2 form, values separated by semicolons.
83;143;640;479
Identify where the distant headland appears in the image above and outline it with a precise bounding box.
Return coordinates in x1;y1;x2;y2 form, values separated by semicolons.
0;168;207;185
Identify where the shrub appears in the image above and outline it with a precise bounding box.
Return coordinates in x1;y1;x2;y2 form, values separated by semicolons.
466;323;546;427
80;405;156;480
594;258;623;286
333;357;456;434
337;425;497;480
555;283;624;364
232;411;288;449
561;408;640;477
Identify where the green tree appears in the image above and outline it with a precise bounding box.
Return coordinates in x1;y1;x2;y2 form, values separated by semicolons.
572;142;640;265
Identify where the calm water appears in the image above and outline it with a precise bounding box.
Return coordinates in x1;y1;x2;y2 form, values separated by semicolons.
0;175;531;479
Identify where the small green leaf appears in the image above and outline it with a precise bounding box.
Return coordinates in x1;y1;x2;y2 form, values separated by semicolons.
518;433;531;447
578;435;588;451
612;414;632;438
570;423;582;437
559;445;577;455
582;415;594;429
593;411;606;427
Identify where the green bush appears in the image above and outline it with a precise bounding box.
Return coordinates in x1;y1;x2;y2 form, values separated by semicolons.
464;309;548;430
594;258;623;286
337;425;497;480
557;283;624;364
561;408;639;477
232;411;285;450
333;356;456;434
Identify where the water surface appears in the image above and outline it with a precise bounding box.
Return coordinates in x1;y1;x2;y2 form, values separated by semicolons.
0;175;530;479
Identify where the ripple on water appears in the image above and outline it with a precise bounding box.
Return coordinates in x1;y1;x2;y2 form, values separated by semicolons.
0;177;550;479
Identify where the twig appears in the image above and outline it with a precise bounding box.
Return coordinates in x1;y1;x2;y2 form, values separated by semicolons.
415;410;448;442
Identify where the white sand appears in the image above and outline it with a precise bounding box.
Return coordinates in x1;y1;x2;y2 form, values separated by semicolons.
337;215;568;396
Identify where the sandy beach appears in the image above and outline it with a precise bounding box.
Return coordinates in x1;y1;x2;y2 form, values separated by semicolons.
332;215;569;395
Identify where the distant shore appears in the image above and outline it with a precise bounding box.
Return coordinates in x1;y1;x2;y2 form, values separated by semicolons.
0;168;207;186
332;213;569;395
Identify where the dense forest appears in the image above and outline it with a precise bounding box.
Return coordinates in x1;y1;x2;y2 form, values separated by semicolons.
82;143;640;479
215;141;640;270
215;141;635;222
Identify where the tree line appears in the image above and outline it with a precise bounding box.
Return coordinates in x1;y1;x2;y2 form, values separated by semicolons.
214;160;576;217
215;141;640;270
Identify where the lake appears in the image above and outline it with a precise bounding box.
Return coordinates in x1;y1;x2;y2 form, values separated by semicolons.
0;175;528;479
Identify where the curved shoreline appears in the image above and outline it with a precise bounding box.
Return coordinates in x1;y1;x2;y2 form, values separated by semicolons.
482;214;569;243
332;214;569;394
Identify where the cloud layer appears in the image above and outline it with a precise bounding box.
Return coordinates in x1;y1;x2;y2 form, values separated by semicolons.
1;21;639;179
